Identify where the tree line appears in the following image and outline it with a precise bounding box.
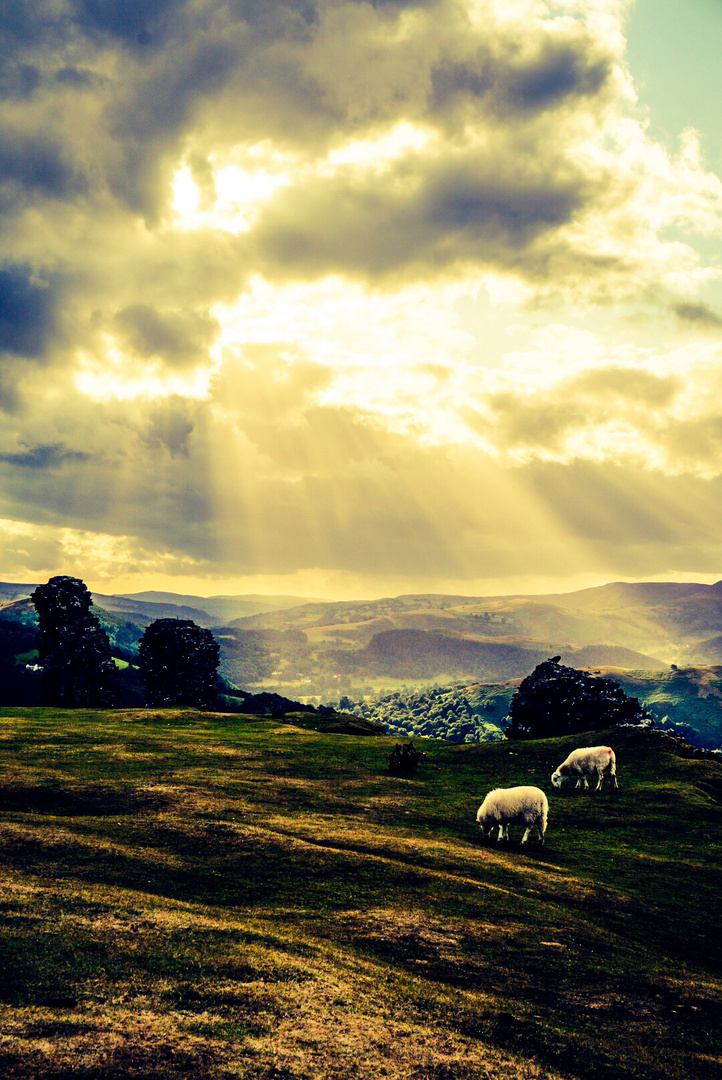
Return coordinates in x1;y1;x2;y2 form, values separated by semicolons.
26;577;655;739
31;576;220;709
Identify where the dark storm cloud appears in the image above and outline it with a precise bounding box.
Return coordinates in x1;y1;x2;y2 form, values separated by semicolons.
252;154;586;280
0;1;46;45
425;166;580;238
53;66;100;88
506;39;611;111
0;129;87;201
226;0;319;38
107;38;241;147
0;265;58;359
0;63;41;100
0;443;91;469
0;2;72;82
72;0;178;49
430;37;612;118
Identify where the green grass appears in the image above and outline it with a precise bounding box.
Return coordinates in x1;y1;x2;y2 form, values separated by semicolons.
0;709;720;1079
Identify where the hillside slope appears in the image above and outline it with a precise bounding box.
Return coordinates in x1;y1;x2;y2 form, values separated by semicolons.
1;579;721;709
0;711;719;1080
227;584;714;696
2;579;721;701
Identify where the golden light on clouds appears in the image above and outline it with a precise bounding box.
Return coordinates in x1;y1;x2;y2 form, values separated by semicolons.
171;120;435;238
171;152;294;233
1;0;722;598
75;338;220;402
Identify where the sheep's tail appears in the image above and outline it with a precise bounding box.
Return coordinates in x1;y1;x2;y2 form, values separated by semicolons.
608;747;617;776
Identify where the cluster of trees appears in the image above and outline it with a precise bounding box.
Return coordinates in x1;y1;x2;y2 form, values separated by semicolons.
31;577;220;709
505;658;649;739
24;579;656;740
344;684;513;742
345;660;649;744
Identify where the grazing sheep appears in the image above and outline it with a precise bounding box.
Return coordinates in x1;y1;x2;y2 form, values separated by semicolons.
551;745;617;791
476;786;548;845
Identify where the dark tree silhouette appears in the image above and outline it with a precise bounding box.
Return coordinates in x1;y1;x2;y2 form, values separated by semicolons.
31;576;119;707
139;619;220;708
388;740;428;776
505;659;648;740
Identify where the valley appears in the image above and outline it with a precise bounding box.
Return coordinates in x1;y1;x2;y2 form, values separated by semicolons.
2;579;722;748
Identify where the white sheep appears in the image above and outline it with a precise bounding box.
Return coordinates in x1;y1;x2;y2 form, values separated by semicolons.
551;745;617;791
476;786;548;845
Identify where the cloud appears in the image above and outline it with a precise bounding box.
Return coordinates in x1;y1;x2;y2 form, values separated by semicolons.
430;24;613;120
525;459;722;559
0;62;41;100
0;264;59;358
73;0;178;49
0;0;721;596
0;443;91;469
113;304;218;368
250;148;590;281
143;397;196;458
0;129;87;202
672;301;722;328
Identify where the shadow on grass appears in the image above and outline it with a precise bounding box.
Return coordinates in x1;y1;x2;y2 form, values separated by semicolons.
0;783;169;816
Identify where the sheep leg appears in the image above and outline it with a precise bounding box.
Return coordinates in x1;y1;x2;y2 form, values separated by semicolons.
520;826;532;844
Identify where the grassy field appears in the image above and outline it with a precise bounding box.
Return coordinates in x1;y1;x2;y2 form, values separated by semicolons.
0;710;720;1080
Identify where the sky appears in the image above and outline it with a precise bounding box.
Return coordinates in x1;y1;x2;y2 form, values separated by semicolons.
1;0;722;601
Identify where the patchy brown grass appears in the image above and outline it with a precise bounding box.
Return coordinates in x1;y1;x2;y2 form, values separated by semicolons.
0;711;720;1079
0;878;562;1080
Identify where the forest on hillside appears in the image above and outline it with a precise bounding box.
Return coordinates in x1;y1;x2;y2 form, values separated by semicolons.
344;667;722;750
1;578;722;748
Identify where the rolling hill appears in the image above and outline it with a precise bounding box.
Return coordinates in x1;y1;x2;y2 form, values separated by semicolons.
117;591;327;625
1;580;722;738
222;585;701;697
0;710;719;1080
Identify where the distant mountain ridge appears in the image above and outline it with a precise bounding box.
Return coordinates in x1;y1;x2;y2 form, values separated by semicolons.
119;591;328;625
0;583;327;630
1;578;721;700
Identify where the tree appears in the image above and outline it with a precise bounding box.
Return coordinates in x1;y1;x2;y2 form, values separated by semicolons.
388;740;428;776
139;619;220;708
505;659;648;740
31;576;119;707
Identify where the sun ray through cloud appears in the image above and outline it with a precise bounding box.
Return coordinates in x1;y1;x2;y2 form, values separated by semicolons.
0;0;720;597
